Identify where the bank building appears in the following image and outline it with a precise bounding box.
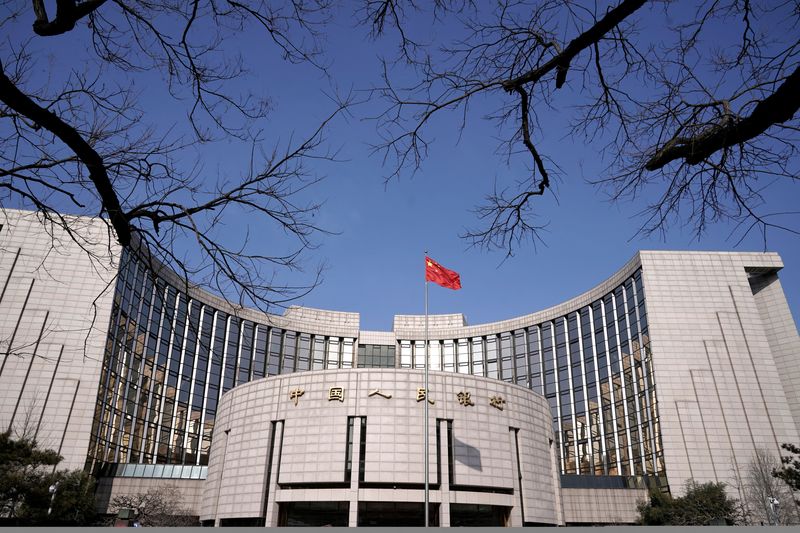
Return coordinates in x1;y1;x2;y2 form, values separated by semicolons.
1;208;799;526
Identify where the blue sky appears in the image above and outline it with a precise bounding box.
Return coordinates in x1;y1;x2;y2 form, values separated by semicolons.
6;2;799;332
256;5;800;332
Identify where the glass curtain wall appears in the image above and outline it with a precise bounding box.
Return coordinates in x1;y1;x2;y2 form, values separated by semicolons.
399;270;664;480
89;249;662;484
87;250;355;471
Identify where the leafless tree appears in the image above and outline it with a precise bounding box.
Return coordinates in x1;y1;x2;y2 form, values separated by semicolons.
1;0;348;313
107;485;197;527
368;0;800;255
4;1;798;284
731;448;800;525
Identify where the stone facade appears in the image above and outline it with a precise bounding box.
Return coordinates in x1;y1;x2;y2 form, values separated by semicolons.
640;251;800;496
2;209;799;526
0;210;119;471
200;369;559;526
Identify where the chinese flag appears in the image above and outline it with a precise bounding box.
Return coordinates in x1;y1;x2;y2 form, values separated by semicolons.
425;256;461;290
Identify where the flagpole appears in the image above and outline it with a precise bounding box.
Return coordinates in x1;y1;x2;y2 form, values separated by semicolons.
424;252;429;528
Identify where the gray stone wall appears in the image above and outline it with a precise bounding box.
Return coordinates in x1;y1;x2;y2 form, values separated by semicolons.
749;272;800;435
640;251;800;498
0;209;118;471
94;477;204;517
200;369;559;526
560;487;646;524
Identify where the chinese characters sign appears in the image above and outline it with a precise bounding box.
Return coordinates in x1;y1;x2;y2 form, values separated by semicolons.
285;385;508;412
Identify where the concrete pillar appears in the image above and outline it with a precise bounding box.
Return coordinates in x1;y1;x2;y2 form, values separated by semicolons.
507;428;523;527
348;418;362;527
264;421;285;527
438;419;450;527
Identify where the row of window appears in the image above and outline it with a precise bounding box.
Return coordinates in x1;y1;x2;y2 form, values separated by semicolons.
88;249;354;469
98;462;208;480
357;344;396;368
89;251;664;483
395;271;663;477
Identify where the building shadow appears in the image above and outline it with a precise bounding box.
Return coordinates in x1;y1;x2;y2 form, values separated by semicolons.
453;437;482;471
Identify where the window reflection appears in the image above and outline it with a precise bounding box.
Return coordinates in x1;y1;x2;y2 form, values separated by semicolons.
90;252;664;487
90;249;364;472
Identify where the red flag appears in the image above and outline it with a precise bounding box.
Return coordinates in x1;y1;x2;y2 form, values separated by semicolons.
425;256;461;290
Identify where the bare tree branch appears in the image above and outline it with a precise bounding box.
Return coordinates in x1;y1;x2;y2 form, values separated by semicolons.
501;0;647;90
32;0;108;36
0;57;131;245
1;0;346;311
370;0;800;253
646;65;800;170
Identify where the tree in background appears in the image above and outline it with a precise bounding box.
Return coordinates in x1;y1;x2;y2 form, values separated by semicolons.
637;480;740;525
635;486;674;525
1;0;347;313
731;448;799;525
2;0;798;288
0;429;60;521
0;430;96;525
108;485;197;527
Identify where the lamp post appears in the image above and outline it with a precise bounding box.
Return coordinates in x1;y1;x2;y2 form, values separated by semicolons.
47;480;60;516
768;496;780;525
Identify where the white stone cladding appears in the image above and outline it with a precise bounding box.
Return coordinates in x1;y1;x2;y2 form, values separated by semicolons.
639;251;800;498
357;330;396;346
200;369;559;526
749;272;800;434
560;487;646;524
0;209;119;470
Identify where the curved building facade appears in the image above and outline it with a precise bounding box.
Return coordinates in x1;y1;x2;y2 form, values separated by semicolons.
200;369;558;526
1;208;799;526
89;247;661;486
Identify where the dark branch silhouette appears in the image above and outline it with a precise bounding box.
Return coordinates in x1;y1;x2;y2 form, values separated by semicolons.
646;65;800;170
370;0;800;253
1;0;345;312
32;0;107;36
0;58;131;246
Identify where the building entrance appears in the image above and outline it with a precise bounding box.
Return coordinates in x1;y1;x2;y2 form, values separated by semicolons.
357;502;440;526
278;501;349;526
449;503;510;526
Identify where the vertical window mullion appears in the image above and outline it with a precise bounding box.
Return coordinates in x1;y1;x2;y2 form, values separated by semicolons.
622;283;647;474
576;308;593;475
632;271;659;475
198;310;218;466
176;299;195;463
218;316;231;391
136;276;159;462
534;325;543;395
612;291;635;474
185;305;207;465
151;283;172;461
119;259;145;463
563;316;578;474
98;252;134;462
588;304;608;475
157;288;181;463
600;300;621;475
548;321;565;474
166;296;190;464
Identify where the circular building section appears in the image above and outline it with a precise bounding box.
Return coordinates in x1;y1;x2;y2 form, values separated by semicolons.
200;369;559;527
